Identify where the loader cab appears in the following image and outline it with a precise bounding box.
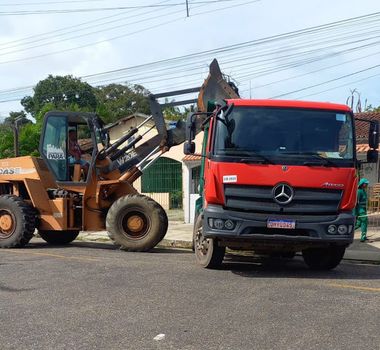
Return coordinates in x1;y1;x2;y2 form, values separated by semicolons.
40;111;102;184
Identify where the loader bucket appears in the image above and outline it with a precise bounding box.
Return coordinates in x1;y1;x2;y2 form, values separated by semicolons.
197;59;240;112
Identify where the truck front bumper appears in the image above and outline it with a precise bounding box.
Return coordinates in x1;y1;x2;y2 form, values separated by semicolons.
203;205;354;247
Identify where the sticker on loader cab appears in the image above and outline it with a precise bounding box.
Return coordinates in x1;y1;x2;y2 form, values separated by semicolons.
0;167;21;175
47;144;65;160
223;175;237;183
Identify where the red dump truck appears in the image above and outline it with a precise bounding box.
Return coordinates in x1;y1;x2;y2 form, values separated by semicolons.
185;60;379;270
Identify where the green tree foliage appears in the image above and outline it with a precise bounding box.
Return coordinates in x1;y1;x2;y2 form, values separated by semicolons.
0;126;14;159
18;123;41;156
21;75;97;118
364;104;380;112
94;83;151;123
0;119;41;159
163;103;194;121
4;111;30;126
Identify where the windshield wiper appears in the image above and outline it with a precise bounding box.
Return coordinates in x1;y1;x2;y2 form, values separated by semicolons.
223;150;274;164
240;157;273;164
279;152;336;166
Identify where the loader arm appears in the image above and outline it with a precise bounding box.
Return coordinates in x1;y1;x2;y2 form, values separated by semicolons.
100;59;239;181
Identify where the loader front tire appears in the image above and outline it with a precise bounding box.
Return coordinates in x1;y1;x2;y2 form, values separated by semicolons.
38;230;79;245
106;194;168;252
0;195;36;248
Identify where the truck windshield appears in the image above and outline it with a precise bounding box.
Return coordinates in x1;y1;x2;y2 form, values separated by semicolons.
213;106;354;165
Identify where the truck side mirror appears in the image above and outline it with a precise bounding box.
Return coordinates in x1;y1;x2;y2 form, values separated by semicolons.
186;113;196;140
367;149;378;163
184;141;195;155
369;121;379;149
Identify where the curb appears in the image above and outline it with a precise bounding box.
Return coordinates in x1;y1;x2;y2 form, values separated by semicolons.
158;239;193;250
76;235;194;249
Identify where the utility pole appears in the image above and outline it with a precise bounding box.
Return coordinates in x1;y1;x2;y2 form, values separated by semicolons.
186;0;189;17
12;117;23;157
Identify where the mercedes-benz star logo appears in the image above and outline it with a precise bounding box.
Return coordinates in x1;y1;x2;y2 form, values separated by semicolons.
273;183;294;205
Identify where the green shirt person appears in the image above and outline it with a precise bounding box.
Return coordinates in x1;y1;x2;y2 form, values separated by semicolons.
355;178;369;242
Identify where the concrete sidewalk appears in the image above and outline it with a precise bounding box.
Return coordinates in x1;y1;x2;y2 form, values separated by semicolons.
78;222;380;263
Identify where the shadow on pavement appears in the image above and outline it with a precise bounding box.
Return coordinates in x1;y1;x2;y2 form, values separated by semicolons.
27;240;117;250
224;254;380;280
27;239;192;254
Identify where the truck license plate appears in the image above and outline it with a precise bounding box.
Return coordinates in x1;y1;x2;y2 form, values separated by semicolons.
267;219;296;229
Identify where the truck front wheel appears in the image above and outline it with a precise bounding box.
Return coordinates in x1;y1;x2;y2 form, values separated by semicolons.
302;246;346;270
193;215;225;269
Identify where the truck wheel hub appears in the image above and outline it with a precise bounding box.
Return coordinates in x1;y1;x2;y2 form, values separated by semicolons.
0;210;15;236
195;229;209;255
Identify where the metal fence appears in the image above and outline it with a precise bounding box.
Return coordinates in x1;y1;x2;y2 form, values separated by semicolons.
141;157;183;209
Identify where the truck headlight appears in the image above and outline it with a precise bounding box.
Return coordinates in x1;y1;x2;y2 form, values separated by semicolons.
214;219;225;229
337;225;348;234
208;218;235;230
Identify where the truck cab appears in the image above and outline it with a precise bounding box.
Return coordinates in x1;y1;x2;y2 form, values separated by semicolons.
186;99;379;269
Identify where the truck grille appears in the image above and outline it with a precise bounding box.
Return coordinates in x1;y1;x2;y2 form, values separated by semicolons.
224;185;343;215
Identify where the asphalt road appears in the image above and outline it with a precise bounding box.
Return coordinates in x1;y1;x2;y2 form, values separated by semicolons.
1;239;380;350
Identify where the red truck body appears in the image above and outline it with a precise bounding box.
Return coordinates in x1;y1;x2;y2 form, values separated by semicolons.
191;98;376;269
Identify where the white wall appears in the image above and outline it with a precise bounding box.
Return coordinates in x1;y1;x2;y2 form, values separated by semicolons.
183;160;201;223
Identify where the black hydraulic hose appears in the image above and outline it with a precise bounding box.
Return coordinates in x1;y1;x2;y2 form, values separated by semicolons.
104;127;138;156
110;134;143;161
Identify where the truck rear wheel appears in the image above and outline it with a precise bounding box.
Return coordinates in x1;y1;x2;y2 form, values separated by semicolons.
38;230;79;245
106;194;168;252
193;215;225;269
0;195;36;248
302;246;346;270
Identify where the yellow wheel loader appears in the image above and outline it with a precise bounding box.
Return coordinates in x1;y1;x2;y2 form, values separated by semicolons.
0;59;238;250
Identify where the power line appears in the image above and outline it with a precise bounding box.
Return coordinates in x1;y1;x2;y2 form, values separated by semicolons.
0;2;169;51
1;8;380;105
0;0;119;5
0;0;242;15
245;48;380;92
0;0;257;65
270;63;380;99
294;72;380;100
0;1;178;56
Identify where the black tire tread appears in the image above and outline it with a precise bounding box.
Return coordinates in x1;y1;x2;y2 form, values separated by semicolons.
302;246;345;270
0;194;36;248
193;215;225;269
106;194;168;252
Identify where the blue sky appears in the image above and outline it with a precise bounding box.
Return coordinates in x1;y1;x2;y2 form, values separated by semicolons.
0;0;379;119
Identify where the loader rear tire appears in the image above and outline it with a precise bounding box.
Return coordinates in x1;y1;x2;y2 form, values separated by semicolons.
38;230;79;245
0;195;36;248
106;194;168;252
